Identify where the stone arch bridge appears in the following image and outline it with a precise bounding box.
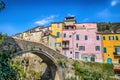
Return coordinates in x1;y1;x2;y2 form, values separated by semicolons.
3;38;70;80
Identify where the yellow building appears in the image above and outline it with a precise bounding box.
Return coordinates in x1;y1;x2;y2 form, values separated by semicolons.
51;22;64;51
102;33;120;64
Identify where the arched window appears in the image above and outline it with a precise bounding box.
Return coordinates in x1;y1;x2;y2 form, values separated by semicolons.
107;58;112;63
84;56;88;61
83;54;89;61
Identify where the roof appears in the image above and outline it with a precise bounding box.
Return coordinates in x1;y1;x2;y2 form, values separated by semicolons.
114;65;120;74
51;22;63;24
102;33;120;34
65;17;75;19
96;32;102;34
75;23;97;29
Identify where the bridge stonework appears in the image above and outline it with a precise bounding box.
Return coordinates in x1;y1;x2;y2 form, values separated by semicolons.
2;38;73;80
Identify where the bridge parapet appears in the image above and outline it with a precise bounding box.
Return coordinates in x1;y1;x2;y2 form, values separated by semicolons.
10;38;68;61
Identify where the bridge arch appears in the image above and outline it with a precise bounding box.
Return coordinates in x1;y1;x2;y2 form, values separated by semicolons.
11;49;62;80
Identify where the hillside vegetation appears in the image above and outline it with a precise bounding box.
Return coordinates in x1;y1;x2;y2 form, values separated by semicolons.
64;60;118;80
97;22;120;33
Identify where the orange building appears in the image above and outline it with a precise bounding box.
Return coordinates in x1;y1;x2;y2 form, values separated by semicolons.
102;33;120;64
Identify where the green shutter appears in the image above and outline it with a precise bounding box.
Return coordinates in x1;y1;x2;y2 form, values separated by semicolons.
104;47;107;53
115;47;117;52
116;36;119;40
103;36;105;40
85;35;88;40
97;36;99;40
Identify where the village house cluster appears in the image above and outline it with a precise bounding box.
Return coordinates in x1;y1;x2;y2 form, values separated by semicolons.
13;17;120;64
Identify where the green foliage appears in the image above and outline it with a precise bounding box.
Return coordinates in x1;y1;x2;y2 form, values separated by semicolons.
72;61;114;80
65;77;74;80
0;32;8;44
97;22;120;33
12;63;26;80
103;63;114;76
0;50;20;80
30;45;35;51
57;59;63;66
0;0;5;11
57;59;66;67
12;57;42;80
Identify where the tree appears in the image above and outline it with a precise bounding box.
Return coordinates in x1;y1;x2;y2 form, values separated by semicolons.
0;0;5;11
0;50;20;80
0;32;20;80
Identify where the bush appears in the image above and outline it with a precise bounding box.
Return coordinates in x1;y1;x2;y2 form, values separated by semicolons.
0;50;20;80
72;60;114;80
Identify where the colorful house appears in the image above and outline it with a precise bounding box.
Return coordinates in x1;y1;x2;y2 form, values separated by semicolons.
51;22;64;52
62;23;103;62
102;33;120;64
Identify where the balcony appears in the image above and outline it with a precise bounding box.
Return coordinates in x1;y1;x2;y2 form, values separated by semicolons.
62;45;69;50
62;41;69;50
113;52;120;56
63;25;76;30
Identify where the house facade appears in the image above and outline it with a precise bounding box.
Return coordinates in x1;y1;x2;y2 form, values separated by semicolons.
102;33;120;64
48;35;56;50
62;23;103;62
51;22;64;52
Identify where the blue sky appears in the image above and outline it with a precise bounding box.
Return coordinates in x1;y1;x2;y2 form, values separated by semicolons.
0;0;120;35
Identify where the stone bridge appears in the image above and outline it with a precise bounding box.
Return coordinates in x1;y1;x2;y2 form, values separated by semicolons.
3;37;70;80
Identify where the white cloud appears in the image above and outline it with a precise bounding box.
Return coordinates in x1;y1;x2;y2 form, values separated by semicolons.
34;15;58;25
82;18;89;22
111;0;117;6
67;13;75;17
111;0;120;6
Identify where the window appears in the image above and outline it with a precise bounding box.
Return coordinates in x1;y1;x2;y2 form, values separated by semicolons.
85;35;88;40
56;23;60;28
79;46;85;51
64;51;66;56
76;34;79;40
75;52;79;59
109;36;114;40
55;43;61;47
103;36;106;40
96;36;99;40
96;46;100;51
76;43;78;48
64;33;66;38
70;51;72;54
115;47;120;54
56;32;60;38
69;35;72;38
116;36;119;40
118;59;120;64
31;33;35;36
103;47;107;53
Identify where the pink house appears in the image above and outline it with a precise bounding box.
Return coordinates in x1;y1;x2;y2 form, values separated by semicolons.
62;23;103;62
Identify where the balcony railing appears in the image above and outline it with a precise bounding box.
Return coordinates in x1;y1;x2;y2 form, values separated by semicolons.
62;45;69;50
113;52;120;56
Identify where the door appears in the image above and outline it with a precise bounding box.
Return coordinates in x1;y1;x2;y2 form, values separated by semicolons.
84;56;88;61
107;58;112;63
75;52;79;59
91;55;95;62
